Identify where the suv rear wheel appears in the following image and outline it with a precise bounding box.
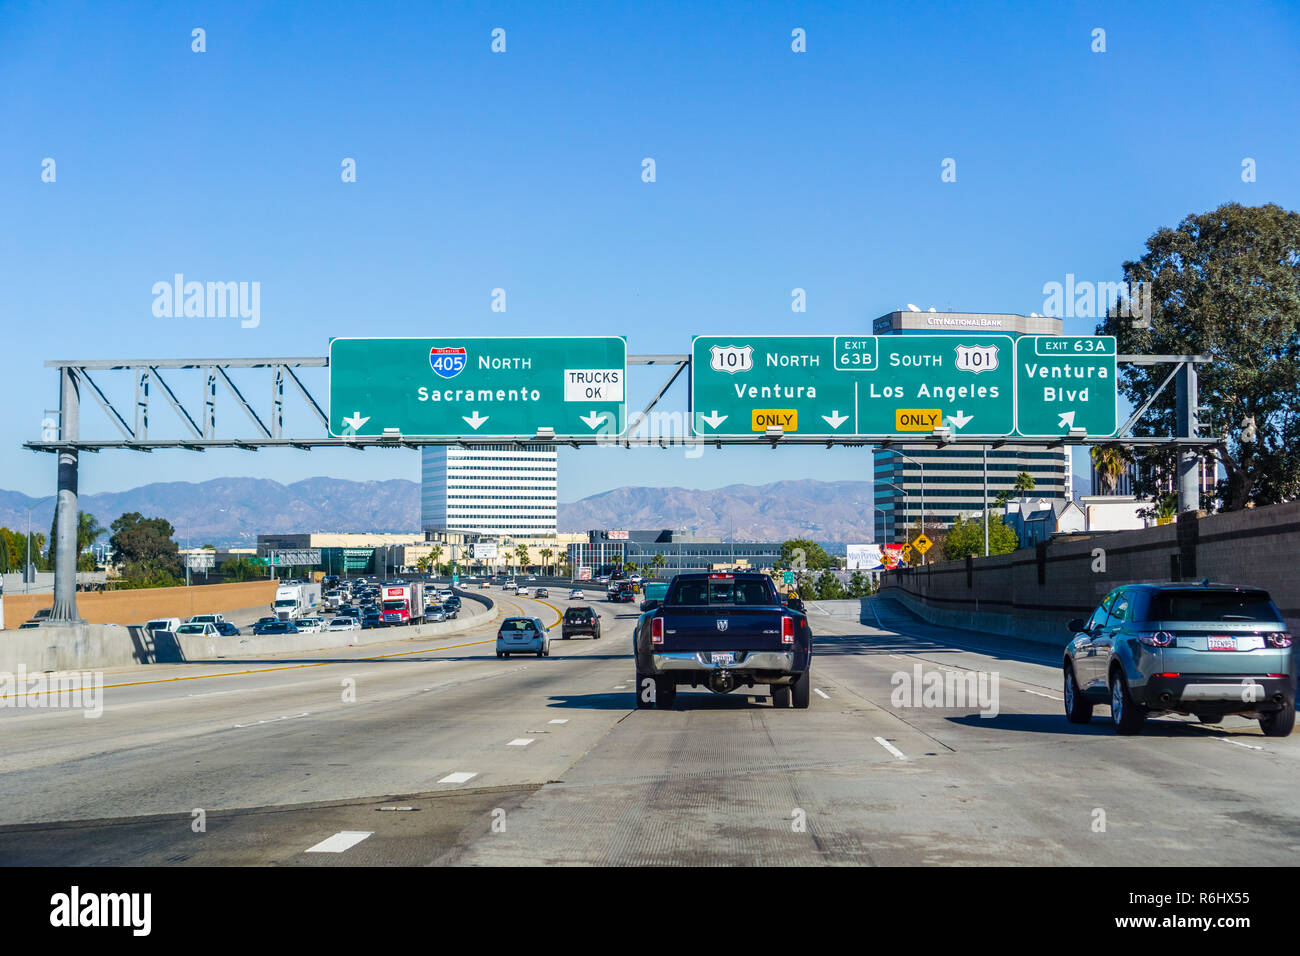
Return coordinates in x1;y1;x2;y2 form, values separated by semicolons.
1259;700;1295;737
771;684;790;708
1063;664;1093;724
1109;671;1146;735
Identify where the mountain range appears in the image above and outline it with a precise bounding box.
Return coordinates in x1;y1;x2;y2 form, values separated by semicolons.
0;470;1093;548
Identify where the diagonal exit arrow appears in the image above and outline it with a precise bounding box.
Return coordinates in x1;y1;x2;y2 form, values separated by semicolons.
821;410;848;429
462;411;489;430
701;410;728;429
1057;410;1076;430
580;411;610;430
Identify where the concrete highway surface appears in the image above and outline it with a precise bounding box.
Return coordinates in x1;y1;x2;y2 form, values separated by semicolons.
2;591;1297;866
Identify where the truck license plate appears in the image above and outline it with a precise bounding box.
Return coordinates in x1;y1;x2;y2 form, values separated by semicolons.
1207;636;1236;651
712;652;735;665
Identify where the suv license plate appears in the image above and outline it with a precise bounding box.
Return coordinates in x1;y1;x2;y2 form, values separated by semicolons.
1207;636;1236;651
712;652;735;665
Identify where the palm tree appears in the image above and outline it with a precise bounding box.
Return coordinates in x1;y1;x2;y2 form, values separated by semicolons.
1012;472;1036;495
651;553;666;577
514;543;530;573
1090;444;1130;496
539;547;553;576
430;544;444;573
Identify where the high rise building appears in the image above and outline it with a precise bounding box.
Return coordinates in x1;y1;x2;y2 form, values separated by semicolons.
870;310;1070;543
421;444;558;536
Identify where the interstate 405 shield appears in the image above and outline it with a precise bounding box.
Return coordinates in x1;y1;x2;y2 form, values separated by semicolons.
328;336;627;438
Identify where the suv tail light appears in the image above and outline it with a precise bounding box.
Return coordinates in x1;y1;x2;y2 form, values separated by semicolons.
651;618;664;644
1266;632;1293;648
782;617;794;644
1137;631;1175;647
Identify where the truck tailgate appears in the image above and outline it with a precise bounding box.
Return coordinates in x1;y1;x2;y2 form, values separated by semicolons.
658;607;788;652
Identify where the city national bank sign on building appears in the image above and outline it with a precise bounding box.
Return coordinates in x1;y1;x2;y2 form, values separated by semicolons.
328;332;1116;441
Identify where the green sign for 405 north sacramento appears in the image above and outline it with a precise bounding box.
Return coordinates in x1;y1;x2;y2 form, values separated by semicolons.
328;336;627;438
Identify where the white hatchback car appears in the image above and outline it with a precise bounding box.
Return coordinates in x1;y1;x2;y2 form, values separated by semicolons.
496;617;550;658
569;588;584;600
327;617;360;631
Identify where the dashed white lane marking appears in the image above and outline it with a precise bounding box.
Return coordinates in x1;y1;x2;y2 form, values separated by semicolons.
873;736;907;760
507;738;534;747
438;771;478;784
305;831;373;853
233;712;310;729
1221;738;1264;751
814;688;830;699
1023;690;1064;701
548;719;568;724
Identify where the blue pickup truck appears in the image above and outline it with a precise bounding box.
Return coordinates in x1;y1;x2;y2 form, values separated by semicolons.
633;572;814;709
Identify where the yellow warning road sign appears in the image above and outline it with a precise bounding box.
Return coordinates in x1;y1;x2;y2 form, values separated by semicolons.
912;534;933;555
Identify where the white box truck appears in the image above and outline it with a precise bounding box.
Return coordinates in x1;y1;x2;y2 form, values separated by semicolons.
273;582;322;621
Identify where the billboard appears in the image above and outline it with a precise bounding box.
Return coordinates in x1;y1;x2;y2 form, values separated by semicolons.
473;542;499;560
608;530;629;540
578;566;592;580
845;544;882;570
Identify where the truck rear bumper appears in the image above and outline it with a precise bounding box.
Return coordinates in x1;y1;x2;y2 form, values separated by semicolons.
652;651;795;671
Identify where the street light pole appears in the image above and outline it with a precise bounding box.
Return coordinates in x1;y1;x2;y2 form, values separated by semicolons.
891;451;926;563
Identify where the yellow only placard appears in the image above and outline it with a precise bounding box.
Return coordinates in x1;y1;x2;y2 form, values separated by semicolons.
751;409;797;431
894;409;943;431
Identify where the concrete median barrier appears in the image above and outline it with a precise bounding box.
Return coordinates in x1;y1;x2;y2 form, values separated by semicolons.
0;587;500;670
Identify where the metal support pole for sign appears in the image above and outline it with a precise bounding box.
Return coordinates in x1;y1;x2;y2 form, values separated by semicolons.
1176;362;1200;514
49;367;83;623
983;444;990;557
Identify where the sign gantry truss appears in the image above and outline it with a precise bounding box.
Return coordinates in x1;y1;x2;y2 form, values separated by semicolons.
24;354;1216;451
23;349;1214;626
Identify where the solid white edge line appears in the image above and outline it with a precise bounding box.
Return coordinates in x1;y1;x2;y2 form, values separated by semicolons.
814;688;830;699
1221;738;1264;751
874;736;907;760
305;830;373;853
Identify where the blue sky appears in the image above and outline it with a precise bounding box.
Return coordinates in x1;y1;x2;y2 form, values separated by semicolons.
2;0;1297;503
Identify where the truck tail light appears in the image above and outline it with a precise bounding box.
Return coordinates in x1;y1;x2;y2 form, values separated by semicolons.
1266;633;1293;648
652;618;664;644
1137;631;1175;647
782;617;794;644
708;573;733;580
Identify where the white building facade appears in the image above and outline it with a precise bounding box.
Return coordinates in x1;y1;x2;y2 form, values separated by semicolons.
421;444;558;536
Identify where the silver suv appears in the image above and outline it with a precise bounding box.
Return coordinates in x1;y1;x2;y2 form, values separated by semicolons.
1064;583;1294;736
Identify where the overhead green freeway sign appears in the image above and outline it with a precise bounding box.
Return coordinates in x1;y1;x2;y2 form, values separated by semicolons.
692;334;1016;438
328;337;627;438
1014;335;1117;437
691;334;1116;438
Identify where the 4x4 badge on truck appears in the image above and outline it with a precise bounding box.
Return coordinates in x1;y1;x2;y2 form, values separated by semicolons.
716;619;729;632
